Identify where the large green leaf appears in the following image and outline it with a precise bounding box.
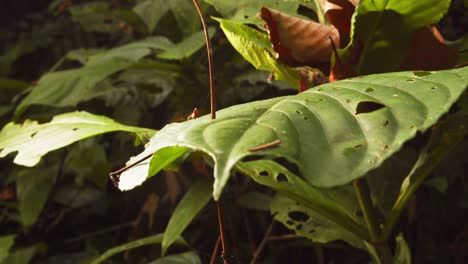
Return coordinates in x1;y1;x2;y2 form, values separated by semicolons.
14;37;171;118
133;0;170;33
347;0;451;74
0;111;155;167
158;28;217;60
117;67;468;199
162;179;212;255
149;251;201;264
217;18;299;86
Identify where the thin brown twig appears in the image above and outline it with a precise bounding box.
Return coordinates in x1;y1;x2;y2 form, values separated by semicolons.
192;0;216;119
250;220;276;264
217;201;229;264
108;152;154;186
210;235;222;264
248;139;281;152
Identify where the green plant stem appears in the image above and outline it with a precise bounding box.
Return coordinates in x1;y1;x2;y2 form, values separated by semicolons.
353;178;379;241
353;178;392;263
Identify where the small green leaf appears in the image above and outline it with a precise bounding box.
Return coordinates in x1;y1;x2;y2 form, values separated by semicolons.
16;168;56;229
162;179;212;255
272;195;365;248
0;111;155;167
158;28;216;60
0;235;16;263
394;234;411;264
91;233;187;264
149;251;201;264
133;0;170;33
218;18;299;85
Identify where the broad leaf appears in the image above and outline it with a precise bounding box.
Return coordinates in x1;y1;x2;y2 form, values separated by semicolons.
217;18;299;86
0;243;46;264
170;0;202;36
162;179;212;255
0;111;155;167
346;0;451;74
117;67;468;199
261;7;340;66
15;37;171;118
91;233;188;264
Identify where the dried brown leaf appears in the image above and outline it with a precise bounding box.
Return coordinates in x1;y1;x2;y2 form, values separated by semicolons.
261;7;340;67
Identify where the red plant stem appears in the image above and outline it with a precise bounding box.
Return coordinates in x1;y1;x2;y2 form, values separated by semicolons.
192;0;216;119
250;220;275;264
210;235;222;264
248;139;281;152
217;201;229;264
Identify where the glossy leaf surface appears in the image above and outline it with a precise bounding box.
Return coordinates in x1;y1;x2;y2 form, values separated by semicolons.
118;67;468;199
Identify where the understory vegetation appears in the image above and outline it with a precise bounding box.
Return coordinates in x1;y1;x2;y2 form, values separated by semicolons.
0;0;467;263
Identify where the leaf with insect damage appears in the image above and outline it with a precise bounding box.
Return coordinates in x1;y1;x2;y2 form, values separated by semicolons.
0;111;155;167
117;67;468;200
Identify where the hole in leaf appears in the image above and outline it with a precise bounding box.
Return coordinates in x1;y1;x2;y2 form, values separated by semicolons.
273;157;300;176
346;99;351;103
303;116;308;120
309;229;315;234
318;88;323;91
430;86;437;90
241;155;268;162
286;220;294;225
288;211;310;222
296;110;302;114
382;145;390;150
319;98;325;101
30;132;37;138
383;120;389;126
355;101;385;115
244;15;249;19
259;170;269;176
354;144;363;149
406;78;415;82
276;173;288;182
413;71;432;77
72;128;78;131
365;87;375;92
296;224;303;230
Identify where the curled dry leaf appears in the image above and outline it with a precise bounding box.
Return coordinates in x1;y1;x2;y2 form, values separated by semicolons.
319;0;357;46
261;7;340;67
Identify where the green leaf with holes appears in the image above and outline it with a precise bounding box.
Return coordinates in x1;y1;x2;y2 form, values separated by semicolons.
237;159;368;246
0;111;156;167
117;67;468;200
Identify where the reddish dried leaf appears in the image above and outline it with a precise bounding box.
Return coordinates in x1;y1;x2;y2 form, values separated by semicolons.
329;59;357;82
261;7;340;67
320;0;357;46
399;26;457;71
